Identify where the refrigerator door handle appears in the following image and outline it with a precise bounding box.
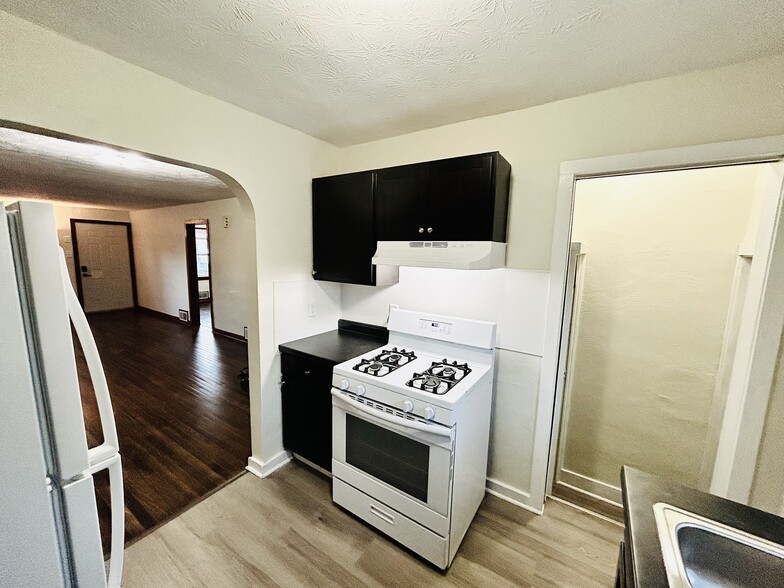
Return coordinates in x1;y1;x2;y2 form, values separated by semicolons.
86;454;124;588
58;249;120;463
59;249;124;587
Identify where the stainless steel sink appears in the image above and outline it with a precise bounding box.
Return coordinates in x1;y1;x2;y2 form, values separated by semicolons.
653;503;784;587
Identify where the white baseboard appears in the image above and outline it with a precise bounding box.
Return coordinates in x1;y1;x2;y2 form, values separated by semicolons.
486;477;543;515
557;468;623;505
246;451;292;479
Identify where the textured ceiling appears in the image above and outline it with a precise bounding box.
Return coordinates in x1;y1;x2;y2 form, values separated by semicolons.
0;128;234;209
2;1;784;146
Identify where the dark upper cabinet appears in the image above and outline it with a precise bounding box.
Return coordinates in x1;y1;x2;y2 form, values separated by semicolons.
312;171;377;285
375;152;510;243
376;163;430;241
427;153;495;241
312;152;510;284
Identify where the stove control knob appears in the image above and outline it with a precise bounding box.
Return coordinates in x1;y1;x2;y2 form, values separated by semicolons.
402;399;414;413
339;378;350;390
356;384;366;396
424;406;436;421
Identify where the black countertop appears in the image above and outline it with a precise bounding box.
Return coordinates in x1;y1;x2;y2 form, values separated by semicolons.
278;319;388;365
622;466;784;587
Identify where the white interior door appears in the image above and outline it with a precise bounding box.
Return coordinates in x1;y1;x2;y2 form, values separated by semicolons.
74;222;134;313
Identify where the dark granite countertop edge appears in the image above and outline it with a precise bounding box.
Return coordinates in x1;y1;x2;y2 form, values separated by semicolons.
278;320;388;365
622;466;784;588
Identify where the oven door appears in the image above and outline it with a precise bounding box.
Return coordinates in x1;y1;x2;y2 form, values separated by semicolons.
332;390;454;534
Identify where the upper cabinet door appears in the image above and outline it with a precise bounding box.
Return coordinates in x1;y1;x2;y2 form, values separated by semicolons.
426;154;495;242
376;163;429;241
312;172;375;285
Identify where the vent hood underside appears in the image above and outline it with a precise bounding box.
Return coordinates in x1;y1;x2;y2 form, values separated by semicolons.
372;241;506;270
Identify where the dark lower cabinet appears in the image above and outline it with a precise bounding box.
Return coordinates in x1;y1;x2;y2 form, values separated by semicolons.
280;352;334;472
615;541;627;588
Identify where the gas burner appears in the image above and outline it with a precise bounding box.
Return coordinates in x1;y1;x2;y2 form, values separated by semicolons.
352;347;417;377
423;376;441;390
405;358;472;394
425;359;471;384
406;373;451;395
376;347;417;366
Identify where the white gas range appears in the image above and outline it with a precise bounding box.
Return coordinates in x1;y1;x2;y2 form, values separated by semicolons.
331;309;496;569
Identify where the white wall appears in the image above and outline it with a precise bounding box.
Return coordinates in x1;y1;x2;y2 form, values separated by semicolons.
327;54;784;509
272;280;342;349
0;10;340;470
560;166;759;498
130;198;252;337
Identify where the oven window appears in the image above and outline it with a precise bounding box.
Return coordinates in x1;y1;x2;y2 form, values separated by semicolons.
345;414;429;502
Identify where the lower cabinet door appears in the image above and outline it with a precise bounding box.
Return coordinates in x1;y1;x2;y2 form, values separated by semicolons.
281;352;334;472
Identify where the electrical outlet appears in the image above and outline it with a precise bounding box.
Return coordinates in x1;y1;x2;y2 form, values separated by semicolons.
307;301;316;317
243;326;248;339
178;309;189;322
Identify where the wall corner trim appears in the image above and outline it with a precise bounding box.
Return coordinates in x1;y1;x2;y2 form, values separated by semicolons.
246;451;292;479
486;478;542;515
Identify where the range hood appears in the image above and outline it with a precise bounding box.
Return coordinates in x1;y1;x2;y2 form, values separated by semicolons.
372;241;506;270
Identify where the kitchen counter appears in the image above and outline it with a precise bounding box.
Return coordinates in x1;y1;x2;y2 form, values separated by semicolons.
621;466;784;587
278;319;387;473
278;319;388;364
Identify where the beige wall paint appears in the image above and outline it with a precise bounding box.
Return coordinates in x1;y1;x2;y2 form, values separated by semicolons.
130;198;252;337
3;7;784;499
0;10;340;467
560;166;760;493
327;54;784;272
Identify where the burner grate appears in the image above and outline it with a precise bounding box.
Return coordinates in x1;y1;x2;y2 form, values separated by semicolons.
405;359;472;395
352;347;417;377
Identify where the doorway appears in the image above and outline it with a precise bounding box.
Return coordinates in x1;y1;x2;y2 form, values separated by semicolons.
71;219;137;313
185;221;213;330
550;165;767;515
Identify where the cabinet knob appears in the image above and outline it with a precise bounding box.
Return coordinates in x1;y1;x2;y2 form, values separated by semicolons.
312;270;317;275
418;227;424;234
303;370;311;376
427;227;433;234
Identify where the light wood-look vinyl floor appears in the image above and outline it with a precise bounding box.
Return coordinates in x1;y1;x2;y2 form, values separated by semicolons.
123;461;622;587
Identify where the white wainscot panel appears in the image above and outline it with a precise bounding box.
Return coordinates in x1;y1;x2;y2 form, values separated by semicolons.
487;349;541;499
495;270;549;356
273;280;341;346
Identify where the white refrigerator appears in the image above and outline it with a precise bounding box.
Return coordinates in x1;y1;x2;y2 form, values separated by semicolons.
0;201;124;587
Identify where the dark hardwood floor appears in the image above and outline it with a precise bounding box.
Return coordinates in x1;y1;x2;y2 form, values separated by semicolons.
73;309;250;551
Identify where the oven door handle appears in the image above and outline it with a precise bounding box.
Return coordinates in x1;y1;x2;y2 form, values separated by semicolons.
332;390;452;438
